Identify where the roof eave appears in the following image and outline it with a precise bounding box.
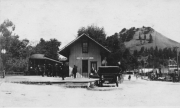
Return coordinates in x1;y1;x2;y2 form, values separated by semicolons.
59;33;111;54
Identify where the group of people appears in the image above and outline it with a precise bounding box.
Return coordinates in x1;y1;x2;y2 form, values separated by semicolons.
29;63;78;80
29;60;126;81
29;63;69;80
89;66;99;78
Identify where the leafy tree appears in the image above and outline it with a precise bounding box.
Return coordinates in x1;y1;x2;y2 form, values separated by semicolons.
122;48;137;70
106;33;121;51
0;19;15;37
0;19;16;51
120;28;126;33
106;33;125;65
158;48;163;59
133;50;138;57
139;46;145;54
33;38;47;54
119;33;126;42
125;27;135;42
0;19;31;72
119;27;135;42
33;38;61;60
7;58;27;72
77;25;106;46
45;39;61;60
154;46;158;57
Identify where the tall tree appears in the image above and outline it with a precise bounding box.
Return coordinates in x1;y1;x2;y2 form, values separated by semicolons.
144;34;146;43
126;27;135;42
139;33;142;44
77;25;106;46
139;46;145;54
149;34;153;43
133;50;138;57
33;38;47;54
45;39;61;60
0;19;16;50
106;33;125;64
33;38;61;60
0;19;15;37
0;19;31;72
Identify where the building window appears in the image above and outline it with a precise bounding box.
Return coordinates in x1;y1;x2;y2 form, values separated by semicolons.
82;41;88;53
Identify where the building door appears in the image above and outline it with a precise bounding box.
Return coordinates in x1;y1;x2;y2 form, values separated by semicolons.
91;61;97;72
82;60;88;77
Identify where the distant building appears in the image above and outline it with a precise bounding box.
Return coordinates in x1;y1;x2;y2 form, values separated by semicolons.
59;34;110;78
168;59;178;72
160;59;179;74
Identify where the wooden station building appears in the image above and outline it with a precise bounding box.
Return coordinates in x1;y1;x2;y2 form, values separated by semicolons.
59;34;111;78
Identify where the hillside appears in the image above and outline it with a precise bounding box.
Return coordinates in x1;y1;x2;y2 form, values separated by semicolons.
121;27;180;52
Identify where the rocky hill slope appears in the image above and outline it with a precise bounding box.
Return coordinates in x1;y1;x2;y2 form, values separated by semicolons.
120;27;180;52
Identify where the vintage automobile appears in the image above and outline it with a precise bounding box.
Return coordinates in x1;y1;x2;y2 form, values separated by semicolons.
98;66;121;87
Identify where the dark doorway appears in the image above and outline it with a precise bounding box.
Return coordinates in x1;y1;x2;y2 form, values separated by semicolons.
82;60;88;73
82;60;88;77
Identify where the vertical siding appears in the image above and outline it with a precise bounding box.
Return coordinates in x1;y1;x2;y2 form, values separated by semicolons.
69;39;101;78
88;40;101;72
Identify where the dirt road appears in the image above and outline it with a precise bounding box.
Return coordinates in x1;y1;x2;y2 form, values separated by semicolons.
0;76;180;107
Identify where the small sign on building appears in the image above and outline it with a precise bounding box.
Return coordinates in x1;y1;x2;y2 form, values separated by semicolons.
76;57;94;60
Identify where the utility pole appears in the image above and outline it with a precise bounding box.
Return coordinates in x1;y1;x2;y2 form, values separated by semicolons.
174;47;179;72
177;48;179;73
1;49;6;78
173;46;179;82
176;47;179;78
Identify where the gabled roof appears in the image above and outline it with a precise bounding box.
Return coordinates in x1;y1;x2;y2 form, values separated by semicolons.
59;33;111;56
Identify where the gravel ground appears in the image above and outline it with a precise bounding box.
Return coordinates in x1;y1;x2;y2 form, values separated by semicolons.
0;76;180;107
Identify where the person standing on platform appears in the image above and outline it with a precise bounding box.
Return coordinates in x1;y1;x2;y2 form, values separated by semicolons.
59;64;62;77
42;64;45;77
61;63;65;80
2;69;5;78
128;75;131;80
102;57;107;66
117;61;123;83
72;65;77;79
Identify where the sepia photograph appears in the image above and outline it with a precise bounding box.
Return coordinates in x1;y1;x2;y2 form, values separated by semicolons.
1;0;180;107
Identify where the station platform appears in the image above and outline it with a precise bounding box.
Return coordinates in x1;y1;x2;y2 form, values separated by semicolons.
2;76;99;87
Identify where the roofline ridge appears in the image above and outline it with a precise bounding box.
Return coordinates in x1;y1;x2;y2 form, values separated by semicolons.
59;33;111;54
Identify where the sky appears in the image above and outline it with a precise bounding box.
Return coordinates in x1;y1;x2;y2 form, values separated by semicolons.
1;0;180;48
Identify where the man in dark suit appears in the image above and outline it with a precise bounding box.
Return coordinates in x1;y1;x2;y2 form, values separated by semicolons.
61;63;65;80
72;65;77;78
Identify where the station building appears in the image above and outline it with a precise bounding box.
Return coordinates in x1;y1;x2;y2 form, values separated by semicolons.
59;34;111;78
